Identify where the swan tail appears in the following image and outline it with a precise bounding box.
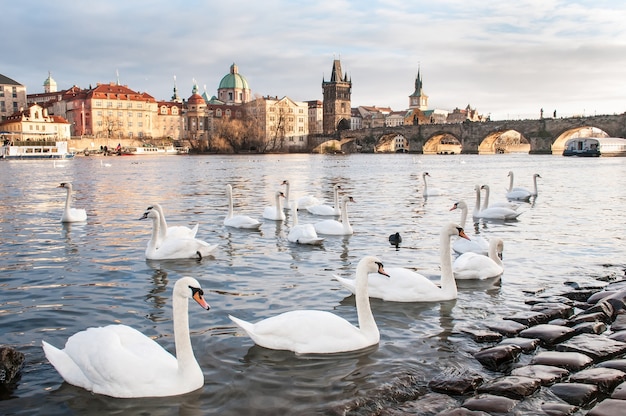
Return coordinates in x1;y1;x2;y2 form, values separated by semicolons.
190;223;200;237
333;275;357;294
229;315;255;335
42;340;91;389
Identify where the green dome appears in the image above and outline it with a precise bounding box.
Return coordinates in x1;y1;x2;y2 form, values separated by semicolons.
218;63;249;90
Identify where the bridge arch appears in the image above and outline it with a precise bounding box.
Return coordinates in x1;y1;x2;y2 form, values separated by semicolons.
478;130;530;154
551;126;610;155
423;133;462;155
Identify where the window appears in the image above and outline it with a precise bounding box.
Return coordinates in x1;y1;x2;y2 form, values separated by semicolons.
107;101;113;108
117;102;122;108
128;121;133;127
137;103;143;109
138;121;143;128
160;106;167;115
95;100;102;107
137;112;142;119
172;107;178;115
118;111;123;118
107;110;113;117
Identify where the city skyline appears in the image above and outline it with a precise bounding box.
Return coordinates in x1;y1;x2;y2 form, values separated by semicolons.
4;0;625;121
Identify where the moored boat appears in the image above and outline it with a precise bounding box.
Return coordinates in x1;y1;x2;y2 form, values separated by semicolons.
121;144;180;156
1;139;75;159
563;137;626;157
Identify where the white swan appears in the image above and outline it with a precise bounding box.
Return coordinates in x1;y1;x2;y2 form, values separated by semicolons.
100;159;111;168
229;256;389;354
224;184;262;230
263;191;286;221
422;172;442;197
281;179;321;210
288;202;324;245
42;276;210;398
58;182;87;223
506;171;541;201
140;209;217;260
449;201;489;255
453;237;504;280
147;203;199;241
313;196;354;235
481;184;520;211
334;223;469;302
306;184;342;216
473;185;522;221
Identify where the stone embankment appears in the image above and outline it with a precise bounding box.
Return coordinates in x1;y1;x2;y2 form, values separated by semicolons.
339;275;626;415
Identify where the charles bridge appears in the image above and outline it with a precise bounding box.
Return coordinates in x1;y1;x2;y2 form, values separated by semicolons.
314;113;626;154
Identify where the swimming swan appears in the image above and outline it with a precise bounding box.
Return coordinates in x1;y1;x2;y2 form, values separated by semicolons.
42;276;210;398
281;179;321;210
422;172;442;197
473;185;521;221
313;196;355;235
147;203;199;240
449;201;489;255
453;237;504;280
506;171;541;201
480;184;520;211
334;223;469;302
58;182;87;223
140;209;217;260
263;191;286;221
287;201;324;245
306;184;342;216
224;184;262;230
229;256;389;354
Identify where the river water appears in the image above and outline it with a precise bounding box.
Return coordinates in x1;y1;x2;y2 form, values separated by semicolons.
0;153;624;415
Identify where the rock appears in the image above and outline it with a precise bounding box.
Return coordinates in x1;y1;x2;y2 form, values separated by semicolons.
436;407;491;415
586;398;626;416
531;351;594;371
503;311;549;326
540;402;579;416
428;369;484;396
555;334;626;361
587;290;618;304
602;289;626;313
462;394;518;414
484;320;527;337
460;328;502;343
584;300;615;320
608;330;626;342
0;346;25;385
476;375;541;399
571;321;607;335
498;337;540;353
473;344;522;372
560;289;598;302
518;324;575;347
550;382;599;406
597;359;626;373
568;367;626;394
611;314;626;331
530;302;574;320
510;364;569;386
525;295;573;306
568;311;612;326
612;381;626;399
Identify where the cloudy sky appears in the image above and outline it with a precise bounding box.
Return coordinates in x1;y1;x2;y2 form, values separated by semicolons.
4;0;625;120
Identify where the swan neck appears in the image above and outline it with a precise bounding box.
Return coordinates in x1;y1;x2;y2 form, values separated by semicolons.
64;188;71;211
508;173;514;192
481;187;490;211
292;207;299;226
473;187;481;216
341;199;350;228
155;206;168;241
148;215;161;251
275;193;283;211
490;241;503;266
459;205;467;228
172;291;198;375
440;231;457;297
354;262;378;337
226;187;234;219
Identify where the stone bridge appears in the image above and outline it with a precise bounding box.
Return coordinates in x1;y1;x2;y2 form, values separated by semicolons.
316;113;626;154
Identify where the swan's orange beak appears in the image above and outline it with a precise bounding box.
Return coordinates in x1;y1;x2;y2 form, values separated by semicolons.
458;229;470;241
376;262;390;278
449;204;457;211
192;289;210;310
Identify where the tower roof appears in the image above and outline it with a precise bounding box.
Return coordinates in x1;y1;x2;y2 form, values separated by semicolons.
218;63;250;90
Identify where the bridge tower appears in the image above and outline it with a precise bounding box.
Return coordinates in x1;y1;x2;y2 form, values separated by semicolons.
322;59;352;135
408;65;428;111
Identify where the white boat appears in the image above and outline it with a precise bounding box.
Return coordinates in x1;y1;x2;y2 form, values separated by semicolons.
1;139;75;159
121;144;180;156
563;137;626;157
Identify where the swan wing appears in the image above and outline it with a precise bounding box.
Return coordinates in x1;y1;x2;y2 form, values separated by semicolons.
306;204;338;216
147;237;217;260
225;215;262;230
453;253;503;280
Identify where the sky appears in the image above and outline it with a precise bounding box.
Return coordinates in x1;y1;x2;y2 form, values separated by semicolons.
3;0;626;120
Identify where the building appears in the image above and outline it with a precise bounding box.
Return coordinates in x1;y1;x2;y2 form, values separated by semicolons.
322;59;351;135
246;95;309;151
217;63;251;105
0;103;71;142
385;111;406;127
306;100;323;135
375;134;408;153
350;107;363;130
0;74;27;122
447;104;485;123
358;106;391;129
408;66;428;110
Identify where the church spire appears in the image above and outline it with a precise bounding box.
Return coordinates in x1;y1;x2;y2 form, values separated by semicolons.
409;64;428;110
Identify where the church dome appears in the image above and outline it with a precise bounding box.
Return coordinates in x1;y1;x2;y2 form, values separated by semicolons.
218;63;249;90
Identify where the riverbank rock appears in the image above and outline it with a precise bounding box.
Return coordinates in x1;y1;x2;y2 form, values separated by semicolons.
0;346;24;385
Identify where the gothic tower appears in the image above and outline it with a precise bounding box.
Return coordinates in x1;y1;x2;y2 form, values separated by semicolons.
409;66;428;111
322;59;352;135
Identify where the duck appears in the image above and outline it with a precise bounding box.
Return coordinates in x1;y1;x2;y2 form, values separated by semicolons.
229;256;389;354
313;196;355;235
287;201;324;245
139;209;217;260
449;201;489;255
453;237;504;280
281;179;321;210
224;184;262;230
58;182;87;223
306;184;342;216
422;172;442;197
505;171;541;201
42;277;210;398
263;191;286;221
480;184;521;211
389;232;402;246
334;223;469;302
473;185;522;221
146;203;199;240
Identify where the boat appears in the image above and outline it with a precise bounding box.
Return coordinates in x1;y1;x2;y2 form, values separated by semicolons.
121;144;180;156
562;137;626;157
1;139;75;160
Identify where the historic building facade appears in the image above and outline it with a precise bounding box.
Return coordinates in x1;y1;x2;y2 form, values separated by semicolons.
0;103;70;141
0;74;27;121
322;59;351;135
245;95;309;151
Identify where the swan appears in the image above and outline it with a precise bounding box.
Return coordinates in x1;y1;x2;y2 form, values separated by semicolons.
287;201;324;245
473;185;522;221
453;237;504;280
229;256;389;354
58;182;87;223
281;179;321;210
100;159;111;168
306;184;342;216
263;191;286;221
42;276;210;398
449;201;489;255
422;172;442;197
224;184;262;230
313;196;354;235
146;203;199;241
481;184;521;211
139;209;217;260
506;171;541;201
334;223;469;302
